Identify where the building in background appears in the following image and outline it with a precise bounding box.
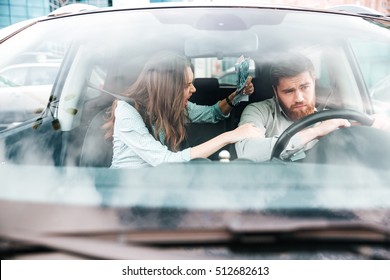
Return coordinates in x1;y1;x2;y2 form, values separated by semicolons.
0;0;389;29
0;0;111;29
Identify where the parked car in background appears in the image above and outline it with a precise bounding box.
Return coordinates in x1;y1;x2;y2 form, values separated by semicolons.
0;2;390;260
0;62;60;129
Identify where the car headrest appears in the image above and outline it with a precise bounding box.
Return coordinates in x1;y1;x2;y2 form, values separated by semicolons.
190;77;221;105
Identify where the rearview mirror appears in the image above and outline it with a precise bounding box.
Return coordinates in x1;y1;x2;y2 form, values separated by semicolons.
185;32;258;58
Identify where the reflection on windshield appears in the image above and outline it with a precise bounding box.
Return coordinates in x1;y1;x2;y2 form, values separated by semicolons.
0;165;101;205
1;163;390;210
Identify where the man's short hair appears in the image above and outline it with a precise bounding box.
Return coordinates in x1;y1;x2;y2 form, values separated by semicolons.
270;52;315;88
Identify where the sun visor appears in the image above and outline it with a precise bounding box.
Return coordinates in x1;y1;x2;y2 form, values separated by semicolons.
185;32;258;58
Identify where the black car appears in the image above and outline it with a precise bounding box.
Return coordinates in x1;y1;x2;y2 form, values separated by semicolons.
1;2;390;260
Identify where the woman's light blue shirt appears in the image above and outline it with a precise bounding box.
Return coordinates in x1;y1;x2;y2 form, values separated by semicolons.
111;100;228;168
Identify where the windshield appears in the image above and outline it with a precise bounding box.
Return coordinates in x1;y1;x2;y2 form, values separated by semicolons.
0;6;390;260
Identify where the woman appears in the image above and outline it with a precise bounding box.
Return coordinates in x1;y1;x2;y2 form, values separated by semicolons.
104;52;261;168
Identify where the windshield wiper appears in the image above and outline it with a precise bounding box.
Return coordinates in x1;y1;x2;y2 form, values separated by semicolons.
228;219;390;244
76;218;389;246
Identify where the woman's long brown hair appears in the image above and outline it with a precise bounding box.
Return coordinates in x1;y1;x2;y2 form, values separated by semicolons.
103;52;191;151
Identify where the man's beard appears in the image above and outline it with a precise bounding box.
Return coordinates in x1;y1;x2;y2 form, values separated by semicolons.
281;102;315;121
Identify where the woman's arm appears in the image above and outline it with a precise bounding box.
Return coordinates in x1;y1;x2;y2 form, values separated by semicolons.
190;123;261;159
219;90;238;115
218;77;254;115
188;78;255;123
115;102;260;165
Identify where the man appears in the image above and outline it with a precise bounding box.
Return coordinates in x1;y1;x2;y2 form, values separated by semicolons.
235;52;390;162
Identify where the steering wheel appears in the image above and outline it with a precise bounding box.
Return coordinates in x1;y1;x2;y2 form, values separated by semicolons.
270;109;374;160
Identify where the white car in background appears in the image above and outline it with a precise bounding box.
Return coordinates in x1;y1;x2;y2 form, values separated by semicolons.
0;62;60;129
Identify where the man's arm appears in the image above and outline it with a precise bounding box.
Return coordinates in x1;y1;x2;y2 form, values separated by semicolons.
235;99;352;161
235;102;277;161
295;118;351;146
236;137;278;162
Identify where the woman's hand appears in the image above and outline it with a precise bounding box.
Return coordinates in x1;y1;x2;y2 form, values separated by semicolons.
190;123;261;159
242;76;254;95
228;122;262;143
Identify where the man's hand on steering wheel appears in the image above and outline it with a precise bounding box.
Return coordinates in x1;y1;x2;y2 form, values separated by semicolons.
303;118;351;140
271;109;375;160
371;114;390;132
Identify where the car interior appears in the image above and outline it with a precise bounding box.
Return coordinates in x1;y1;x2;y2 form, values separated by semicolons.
54;45;362;168
2;8;375;168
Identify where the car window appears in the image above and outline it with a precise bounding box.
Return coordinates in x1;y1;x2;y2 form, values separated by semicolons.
192;57;256;86
349;22;390;112
0;66;28;86
0;64;59;86
27;65;59;85
0;22;67;128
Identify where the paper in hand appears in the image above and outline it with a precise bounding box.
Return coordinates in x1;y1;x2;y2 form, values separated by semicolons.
233;55;251;106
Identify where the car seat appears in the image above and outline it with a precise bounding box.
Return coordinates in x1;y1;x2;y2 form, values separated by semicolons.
78;107;113;167
188;77;233;160
77;74;131;167
190;77;225;105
